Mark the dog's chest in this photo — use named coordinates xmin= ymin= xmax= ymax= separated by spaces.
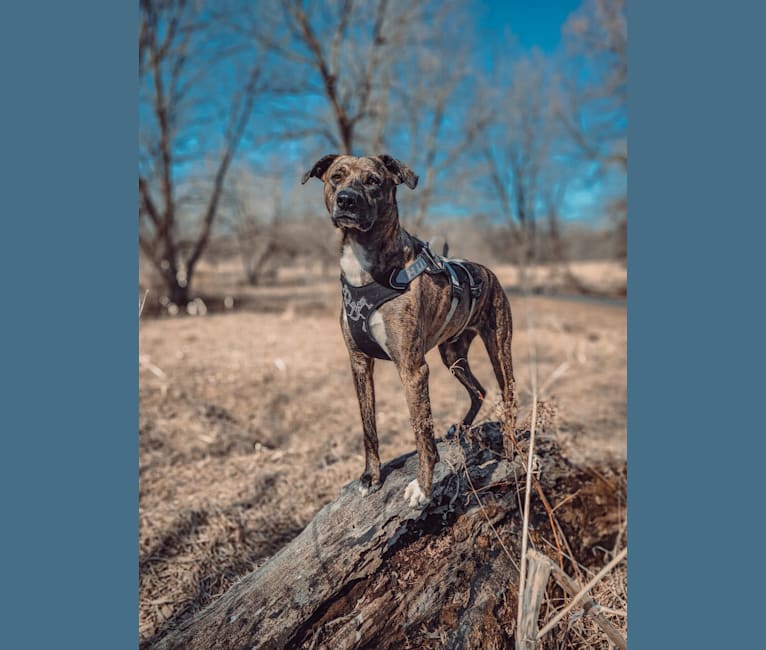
xmin=339 ymin=241 xmax=401 ymax=361
xmin=340 ymin=243 xmax=372 ymax=286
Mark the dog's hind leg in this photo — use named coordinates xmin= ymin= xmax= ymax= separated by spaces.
xmin=349 ymin=351 xmax=381 ymax=495
xmin=438 ymin=330 xmax=486 ymax=437
xmin=478 ymin=276 xmax=517 ymax=453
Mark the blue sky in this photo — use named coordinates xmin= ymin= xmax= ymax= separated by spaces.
xmin=477 ymin=1 xmax=624 ymax=224
xmin=479 ymin=0 xmax=583 ymax=51
xmin=142 ymin=0 xmax=624 ymax=227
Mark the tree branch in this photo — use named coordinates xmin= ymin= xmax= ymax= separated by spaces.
xmin=185 ymin=65 xmax=262 ymax=275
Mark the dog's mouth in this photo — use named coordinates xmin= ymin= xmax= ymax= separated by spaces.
xmin=332 ymin=212 xmax=374 ymax=231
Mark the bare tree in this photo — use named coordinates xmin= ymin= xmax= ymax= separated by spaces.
xmin=390 ymin=4 xmax=494 ymax=231
xmin=482 ymin=52 xmax=555 ymax=265
xmin=559 ymin=0 xmax=626 ymax=171
xmin=222 ymin=167 xmax=300 ymax=286
xmin=230 ymin=0 xmax=486 ymax=232
xmin=236 ymin=0 xmax=424 ymax=155
xmin=139 ymin=0 xmax=265 ymax=306
xmin=228 ymin=178 xmax=281 ymax=286
xmin=557 ymin=0 xmax=627 ymax=260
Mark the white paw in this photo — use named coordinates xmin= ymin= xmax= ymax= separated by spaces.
xmin=404 ymin=479 xmax=429 ymax=508
xmin=359 ymin=484 xmax=370 ymax=497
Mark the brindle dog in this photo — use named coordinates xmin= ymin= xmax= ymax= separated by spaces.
xmin=302 ymin=154 xmax=516 ymax=507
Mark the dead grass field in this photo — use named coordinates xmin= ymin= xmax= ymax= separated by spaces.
xmin=139 ymin=264 xmax=626 ymax=647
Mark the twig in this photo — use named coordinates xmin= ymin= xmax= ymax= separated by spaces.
xmin=506 ymin=404 xmax=583 ymax=582
xmin=597 ymin=606 xmax=627 ymax=618
xmin=534 ymin=548 xmax=627 ymax=649
xmin=551 ymin=491 xmax=579 ymax=513
xmin=536 ymin=547 xmax=627 ymax=641
xmin=539 ymin=360 xmax=569 ymax=396
xmin=139 ymin=354 xmax=167 ymax=380
xmin=139 ymin=289 xmax=150 ymax=318
xmin=461 ymin=448 xmax=520 ymax=573
xmin=448 ymin=357 xmax=466 ymax=376
xmin=516 ymin=281 xmax=540 ymax=640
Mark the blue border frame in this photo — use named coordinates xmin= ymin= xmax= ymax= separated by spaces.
xmin=2 ymin=0 xmax=765 ymax=646
xmin=629 ymin=1 xmax=766 ymax=647
xmin=1 ymin=2 xmax=137 ymax=647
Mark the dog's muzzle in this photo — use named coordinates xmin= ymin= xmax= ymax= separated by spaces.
xmin=336 ymin=189 xmax=361 ymax=211
xmin=332 ymin=189 xmax=373 ymax=230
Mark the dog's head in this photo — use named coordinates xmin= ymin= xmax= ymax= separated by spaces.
xmin=301 ymin=154 xmax=418 ymax=232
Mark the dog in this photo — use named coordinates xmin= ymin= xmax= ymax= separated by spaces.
xmin=302 ymin=154 xmax=516 ymax=507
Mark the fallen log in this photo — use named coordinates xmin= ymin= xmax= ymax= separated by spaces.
xmin=151 ymin=423 xmax=624 ymax=650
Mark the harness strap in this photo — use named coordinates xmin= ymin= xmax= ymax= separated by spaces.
xmin=341 ymin=277 xmax=402 ymax=360
xmin=447 ymin=260 xmax=482 ymax=343
xmin=389 ymin=239 xmax=443 ymax=289
xmin=430 ymin=262 xmax=463 ymax=344
xmin=340 ymin=238 xmax=484 ymax=360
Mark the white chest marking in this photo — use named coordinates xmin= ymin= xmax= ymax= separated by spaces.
xmin=368 ymin=310 xmax=390 ymax=357
xmin=340 ymin=242 xmax=390 ymax=356
xmin=340 ymin=243 xmax=370 ymax=286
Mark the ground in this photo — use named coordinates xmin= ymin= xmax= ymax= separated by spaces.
xmin=138 ymin=262 xmax=626 ymax=646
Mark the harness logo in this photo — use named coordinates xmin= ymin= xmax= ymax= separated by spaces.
xmin=342 ymin=284 xmax=374 ymax=322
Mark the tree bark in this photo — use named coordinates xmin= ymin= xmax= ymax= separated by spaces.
xmin=148 ymin=424 xmax=624 ymax=650
xmin=167 ymin=278 xmax=189 ymax=307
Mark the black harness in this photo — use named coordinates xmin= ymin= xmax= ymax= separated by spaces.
xmin=341 ymin=239 xmax=483 ymax=360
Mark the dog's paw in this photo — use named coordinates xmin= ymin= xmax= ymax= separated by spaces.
xmin=358 ymin=474 xmax=381 ymax=497
xmin=404 ymin=479 xmax=429 ymax=508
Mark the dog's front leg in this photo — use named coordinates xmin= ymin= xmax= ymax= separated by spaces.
xmin=399 ymin=359 xmax=439 ymax=507
xmin=349 ymin=351 xmax=381 ymax=495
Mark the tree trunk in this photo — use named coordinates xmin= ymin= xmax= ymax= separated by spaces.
xmin=148 ymin=424 xmax=625 ymax=650
xmin=165 ymin=275 xmax=189 ymax=307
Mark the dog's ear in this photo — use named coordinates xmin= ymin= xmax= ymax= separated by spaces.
xmin=301 ymin=154 xmax=340 ymax=184
xmin=378 ymin=155 xmax=418 ymax=189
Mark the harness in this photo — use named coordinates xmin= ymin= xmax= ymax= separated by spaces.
xmin=341 ymin=239 xmax=483 ymax=360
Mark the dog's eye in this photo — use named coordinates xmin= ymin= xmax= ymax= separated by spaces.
xmin=367 ymin=175 xmax=381 ymax=186
xmin=330 ymin=172 xmax=344 ymax=184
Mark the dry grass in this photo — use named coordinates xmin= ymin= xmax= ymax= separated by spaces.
xmin=491 ymin=260 xmax=627 ymax=296
xmin=538 ymin=561 xmax=628 ymax=649
xmin=138 ymin=271 xmax=626 ymax=647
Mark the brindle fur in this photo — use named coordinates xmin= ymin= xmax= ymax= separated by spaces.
xmin=303 ymin=154 xmax=516 ymax=505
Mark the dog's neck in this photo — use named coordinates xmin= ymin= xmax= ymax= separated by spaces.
xmin=339 ymin=207 xmax=416 ymax=287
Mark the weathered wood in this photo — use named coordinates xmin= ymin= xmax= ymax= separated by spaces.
xmin=516 ymin=551 xmax=552 ymax=650
xmin=148 ymin=423 xmax=623 ymax=650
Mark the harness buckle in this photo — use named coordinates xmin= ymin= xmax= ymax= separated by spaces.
xmin=420 ymin=241 xmax=444 ymax=273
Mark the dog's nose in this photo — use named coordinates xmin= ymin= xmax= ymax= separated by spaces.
xmin=336 ymin=190 xmax=359 ymax=211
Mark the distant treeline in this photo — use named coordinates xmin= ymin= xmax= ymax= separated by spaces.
xmin=175 ymin=215 xmax=624 ymax=289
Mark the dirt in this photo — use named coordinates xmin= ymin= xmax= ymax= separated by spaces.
xmin=139 ymin=273 xmax=626 ymax=646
